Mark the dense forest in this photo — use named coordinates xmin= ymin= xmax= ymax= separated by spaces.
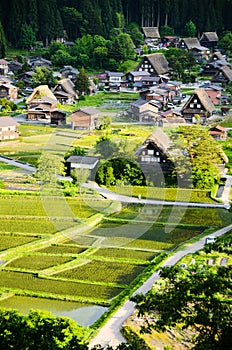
xmin=0 ymin=0 xmax=232 ymax=47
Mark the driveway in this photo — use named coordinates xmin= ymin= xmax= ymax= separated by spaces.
xmin=89 ymin=223 xmax=232 ymax=348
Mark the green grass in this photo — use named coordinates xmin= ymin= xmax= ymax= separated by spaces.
xmin=0 ymin=162 xmax=17 ymax=171
xmin=54 ymin=260 xmax=145 ymax=286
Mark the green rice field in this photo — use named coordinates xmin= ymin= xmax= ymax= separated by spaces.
xmin=0 ymin=193 xmax=231 ymax=324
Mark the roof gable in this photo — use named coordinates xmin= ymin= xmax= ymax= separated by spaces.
xmin=142 ymin=27 xmax=160 ymax=39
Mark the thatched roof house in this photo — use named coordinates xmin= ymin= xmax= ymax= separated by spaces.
xmin=181 ymin=88 xmax=215 ymax=123
xmin=53 ymin=78 xmax=78 ymax=104
xmin=135 ymin=53 xmax=170 ymax=77
xmin=212 ymin=66 xmax=232 ymax=84
xmin=135 ymin=127 xmax=172 ymax=179
xmin=26 ymin=85 xmax=57 ymax=104
xmin=142 ymin=27 xmax=160 ymax=43
xmin=200 ymin=32 xmax=219 ymax=48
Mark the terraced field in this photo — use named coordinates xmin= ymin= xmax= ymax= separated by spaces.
xmin=0 ymin=194 xmax=231 ymax=327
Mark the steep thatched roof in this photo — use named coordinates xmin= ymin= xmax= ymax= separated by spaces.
xmin=135 ymin=128 xmax=170 ymax=156
xmin=145 ymin=53 xmax=169 ymax=75
xmin=182 ymin=88 xmax=215 ymax=114
xmin=200 ymin=32 xmax=218 ymax=42
xmin=53 ymin=78 xmax=77 ymax=97
xmin=142 ymin=27 xmax=160 ymax=39
xmin=182 ymin=38 xmax=202 ymax=50
xmin=220 ymin=66 xmax=232 ymax=81
xmin=26 ymin=85 xmax=57 ymax=103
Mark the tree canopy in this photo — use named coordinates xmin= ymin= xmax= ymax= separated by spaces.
xmin=169 ymin=125 xmax=224 ymax=190
xmin=0 ymin=0 xmax=232 ymax=47
xmin=132 ymin=264 xmax=232 ymax=349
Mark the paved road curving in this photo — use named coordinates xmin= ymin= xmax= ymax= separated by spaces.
xmin=89 ymin=223 xmax=232 ymax=349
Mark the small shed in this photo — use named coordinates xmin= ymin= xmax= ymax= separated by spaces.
xmin=71 ymin=107 xmax=99 ymax=130
xmin=66 ymin=155 xmax=99 ymax=177
xmin=0 ymin=116 xmax=19 ymax=140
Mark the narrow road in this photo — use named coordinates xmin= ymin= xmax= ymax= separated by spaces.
xmin=89 ymin=223 xmax=232 ymax=349
xmin=83 ymin=182 xmax=230 ymax=209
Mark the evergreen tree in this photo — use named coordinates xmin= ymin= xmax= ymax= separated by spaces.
xmin=0 ymin=20 xmax=7 ymax=57
xmin=19 ymin=24 xmax=36 ymax=50
xmin=75 ymin=67 xmax=90 ymax=95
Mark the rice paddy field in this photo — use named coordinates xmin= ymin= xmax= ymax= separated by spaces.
xmin=0 ymin=193 xmax=231 ymax=326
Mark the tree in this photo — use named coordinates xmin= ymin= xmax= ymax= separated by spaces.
xmin=31 ymin=67 xmax=56 ymax=88
xmin=168 ymin=125 xmax=224 ymax=189
xmin=0 ymin=308 xmax=88 ymax=350
xmin=218 ymin=31 xmax=232 ymax=57
xmin=159 ymin=25 xmax=174 ymax=37
xmin=19 ymin=23 xmax=36 ymax=50
xmin=0 ymin=20 xmax=7 ymax=57
xmin=71 ymin=168 xmax=90 ymax=187
xmin=64 ymin=146 xmax=87 ymax=161
xmin=184 ymin=20 xmax=197 ymax=37
xmin=132 ymin=264 xmax=232 ymax=350
xmin=95 ymin=158 xmax=146 ymax=186
xmin=95 ymin=136 xmax=119 ymax=159
xmin=51 ymin=49 xmax=74 ymax=68
xmin=37 ymin=152 xmax=65 ymax=184
xmin=98 ymin=115 xmax=112 ymax=130
xmin=75 ymin=67 xmax=90 ymax=95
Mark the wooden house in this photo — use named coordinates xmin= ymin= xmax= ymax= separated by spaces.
xmin=0 ymin=81 xmax=18 ymax=100
xmin=199 ymin=32 xmax=219 ymax=49
xmin=60 ymin=65 xmax=79 ymax=81
xmin=0 ymin=59 xmax=10 ymax=75
xmin=8 ymin=60 xmax=23 ymax=74
xmin=0 ymin=116 xmax=19 ymax=140
xmin=71 ymin=107 xmax=99 ymax=130
xmin=158 ymin=110 xmax=185 ymax=127
xmin=126 ymin=71 xmax=150 ymax=84
xmin=105 ymin=71 xmax=124 ymax=89
xmin=53 ymin=78 xmax=78 ymax=104
xmin=142 ymin=27 xmax=160 ymax=44
xmin=181 ymin=88 xmax=215 ymax=123
xmin=211 ymin=66 xmax=232 ymax=85
xmin=199 ymin=83 xmax=223 ymax=105
xmin=178 ymin=38 xmax=210 ymax=61
xmin=29 ymin=57 xmax=52 ymax=69
xmin=135 ymin=53 xmax=170 ymax=77
xmin=135 ymin=128 xmax=172 ymax=179
xmin=209 ymin=125 xmax=227 ymax=141
xmin=128 ymin=98 xmax=160 ymax=122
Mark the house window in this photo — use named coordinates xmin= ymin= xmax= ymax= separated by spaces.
xmin=197 ymin=104 xmax=201 ymax=108
xmin=150 ymin=69 xmax=154 ymax=72
xmin=156 ymin=151 xmax=159 ymax=155
xmin=194 ymin=99 xmax=197 ymax=103
xmin=190 ymin=103 xmax=194 ymax=108
xmin=147 ymin=149 xmax=154 ymax=155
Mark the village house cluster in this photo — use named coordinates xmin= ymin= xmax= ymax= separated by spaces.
xmin=0 ymin=28 xmax=231 ymax=134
